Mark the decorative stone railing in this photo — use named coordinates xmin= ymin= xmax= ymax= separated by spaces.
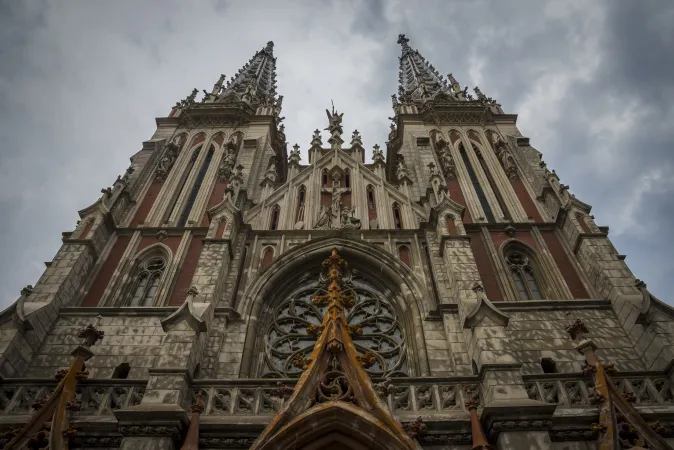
xmin=524 ymin=373 xmax=673 ymax=408
xmin=0 ymin=379 xmax=146 ymax=416
xmin=191 ymin=377 xmax=481 ymax=416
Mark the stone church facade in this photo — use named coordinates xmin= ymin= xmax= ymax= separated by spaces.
xmin=1 ymin=36 xmax=674 ymax=449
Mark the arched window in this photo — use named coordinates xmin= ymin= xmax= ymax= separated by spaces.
xmin=505 ymin=249 xmax=542 ymax=300
xmin=392 ymin=203 xmax=402 ymax=230
xmin=178 ymin=146 xmax=215 ymax=227
xmin=129 ymin=255 xmax=166 ymax=306
xmin=398 ymin=245 xmax=411 ymax=267
xmin=270 ymin=205 xmax=280 ymax=230
xmin=474 ymin=143 xmax=511 ymax=221
xmin=165 ymin=146 xmax=201 ymax=223
xmin=295 ymin=186 xmax=306 ymax=223
xmin=367 ymin=186 xmax=376 ymax=210
xmin=459 ymin=144 xmax=495 ymax=222
xmin=261 ymin=247 xmax=274 ymax=269
xmin=259 ymin=271 xmax=407 ymax=378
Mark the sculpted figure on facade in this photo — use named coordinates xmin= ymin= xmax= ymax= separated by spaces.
xmin=314 ymin=205 xmax=333 ymax=229
xmin=340 ymin=206 xmax=362 ymax=229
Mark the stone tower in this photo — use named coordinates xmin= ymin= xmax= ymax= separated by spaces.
xmin=1 ymin=36 xmax=674 ymax=449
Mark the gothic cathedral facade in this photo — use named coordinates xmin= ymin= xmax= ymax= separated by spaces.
xmin=2 ymin=36 xmax=674 ymax=449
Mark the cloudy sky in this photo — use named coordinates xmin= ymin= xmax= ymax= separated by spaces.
xmin=1 ymin=0 xmax=673 ymax=308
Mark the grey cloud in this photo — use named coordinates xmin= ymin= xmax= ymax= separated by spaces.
xmin=0 ymin=0 xmax=672 ymax=307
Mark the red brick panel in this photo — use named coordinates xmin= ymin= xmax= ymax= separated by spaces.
xmin=398 ymin=246 xmax=411 ymax=267
xmin=215 ymin=219 xmax=227 ymax=238
xmin=201 ymin=181 xmax=228 ymax=226
xmin=540 ymin=231 xmax=589 ymax=299
xmin=321 ymin=192 xmax=332 ymax=208
xmin=446 ymin=179 xmax=472 ymax=224
xmin=511 ymin=179 xmax=543 ymax=222
xmin=261 ymin=248 xmax=274 ymax=269
xmin=445 ymin=216 xmax=457 ymax=235
xmin=491 ymin=230 xmax=537 ymax=252
xmin=467 ymin=232 xmax=502 ymax=301
xmin=169 ymin=236 xmax=203 ymax=306
xmin=342 ymin=193 xmax=352 ymax=209
xmin=82 ymin=236 xmax=131 ymax=306
xmin=131 ymin=182 xmax=163 ymax=226
xmin=575 ymin=212 xmax=592 ymax=233
xmin=79 ymin=219 xmax=94 ymax=239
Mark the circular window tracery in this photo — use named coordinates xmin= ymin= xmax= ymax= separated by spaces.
xmin=261 ymin=274 xmax=407 ymax=378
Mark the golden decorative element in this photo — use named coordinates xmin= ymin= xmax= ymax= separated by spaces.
xmin=357 ymin=351 xmax=377 ymax=369
xmin=465 ymin=389 xmax=494 ymax=450
xmin=650 ymin=421 xmax=666 ymax=435
xmin=249 ymin=249 xmax=421 ymax=450
xmin=348 ymin=323 xmax=363 ymax=337
xmin=291 ymin=354 xmax=312 ymax=371
xmin=306 ymin=324 xmax=323 ymax=337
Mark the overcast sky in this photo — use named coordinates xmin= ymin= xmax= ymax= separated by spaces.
xmin=1 ymin=0 xmax=673 ymax=308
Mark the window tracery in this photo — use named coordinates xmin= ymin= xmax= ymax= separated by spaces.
xmin=128 ymin=255 xmax=166 ymax=306
xmin=505 ymin=249 xmax=542 ymax=300
xmin=261 ymin=273 xmax=407 ymax=378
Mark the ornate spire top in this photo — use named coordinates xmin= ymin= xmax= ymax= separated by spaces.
xmin=325 ymin=101 xmax=344 ymax=150
xmin=396 ymin=34 xmax=457 ymax=103
xmin=350 ymin=129 xmax=363 ymax=147
xmin=218 ymin=40 xmax=279 ymax=106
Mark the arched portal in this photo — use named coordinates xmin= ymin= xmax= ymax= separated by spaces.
xmin=237 ymin=237 xmax=431 ymax=378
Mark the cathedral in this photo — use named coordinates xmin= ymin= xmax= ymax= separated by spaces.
xmin=2 ymin=35 xmax=674 ymax=450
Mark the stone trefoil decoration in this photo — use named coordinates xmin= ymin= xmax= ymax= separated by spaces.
xmin=250 ymin=249 xmax=419 ymax=450
xmin=324 ymin=101 xmax=344 ymax=150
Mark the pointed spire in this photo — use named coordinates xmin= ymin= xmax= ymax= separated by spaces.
xmin=218 ymin=41 xmax=278 ymax=106
xmin=397 ymin=34 xmax=456 ymax=102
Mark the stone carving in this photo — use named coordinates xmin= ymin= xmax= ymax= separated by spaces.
xmin=396 ymin=154 xmax=409 ymax=181
xmin=325 ymin=102 xmax=344 ymax=150
xmin=340 ymin=206 xmax=361 ymax=229
xmin=155 ymin=137 xmax=182 ymax=183
xmin=492 ymin=135 xmax=519 ymax=180
xmin=372 ymin=144 xmax=385 ymax=164
xmin=314 ymin=205 xmax=333 ymax=230
xmin=402 ymin=417 xmax=427 ymax=441
xmin=20 ymin=285 xmax=34 ymax=297
xmin=436 ymin=148 xmax=456 ymax=179
xmin=488 ymin=420 xmax=552 ymax=440
xmin=199 ymin=437 xmax=257 ymax=448
xmin=260 ymin=274 xmax=406 ymax=378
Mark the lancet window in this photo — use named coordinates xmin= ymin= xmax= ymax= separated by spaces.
xmin=505 ymin=249 xmax=543 ymax=300
xmin=177 ymin=146 xmax=214 ymax=227
xmin=392 ymin=203 xmax=403 ymax=230
xmin=270 ymin=205 xmax=280 ymax=230
xmin=128 ymin=255 xmax=166 ymax=306
xmin=260 ymin=272 xmax=407 ymax=378
xmin=459 ymin=144 xmax=495 ymax=222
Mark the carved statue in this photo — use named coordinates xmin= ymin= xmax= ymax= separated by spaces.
xmin=418 ymin=82 xmax=428 ymax=101
xmin=223 ymin=147 xmax=237 ymax=168
xmin=396 ymin=155 xmax=409 ymax=180
xmin=315 ymin=205 xmax=333 ymax=229
xmin=325 ymin=104 xmax=344 ymax=135
xmin=340 ymin=206 xmax=361 ymax=229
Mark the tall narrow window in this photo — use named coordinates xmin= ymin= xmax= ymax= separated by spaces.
xmin=322 ymin=170 xmax=328 ymax=186
xmin=261 ymin=247 xmax=274 ymax=269
xmin=129 ymin=255 xmax=166 ymax=306
xmin=475 ymin=144 xmax=511 ymax=221
xmin=460 ymin=144 xmax=495 ymax=222
xmin=367 ymin=186 xmax=376 ymax=210
xmin=345 ymin=170 xmax=351 ymax=188
xmin=445 ymin=215 xmax=457 ymax=235
xmin=295 ymin=186 xmax=306 ymax=223
xmin=398 ymin=245 xmax=411 ymax=266
xmin=270 ymin=205 xmax=280 ymax=230
xmin=505 ymin=249 xmax=542 ymax=300
xmin=177 ymin=146 xmax=214 ymax=227
xmin=393 ymin=203 xmax=403 ymax=230
xmin=165 ymin=147 xmax=200 ymax=223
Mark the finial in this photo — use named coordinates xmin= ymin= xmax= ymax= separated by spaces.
xmin=397 ymin=34 xmax=410 ymax=47
xmin=292 ymin=143 xmax=300 ymax=152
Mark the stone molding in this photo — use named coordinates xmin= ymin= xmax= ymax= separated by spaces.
xmin=487 ymin=419 xmax=552 ymax=441
xmin=160 ymin=296 xmax=208 ymax=334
